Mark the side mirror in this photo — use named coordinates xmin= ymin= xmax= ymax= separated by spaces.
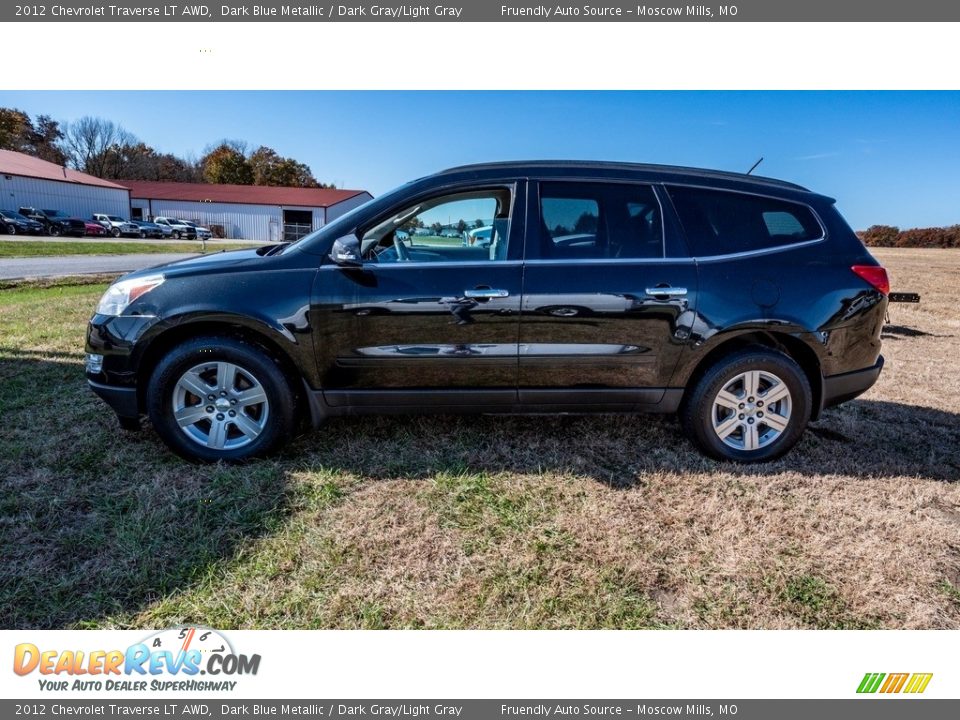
xmin=328 ymin=234 xmax=362 ymax=267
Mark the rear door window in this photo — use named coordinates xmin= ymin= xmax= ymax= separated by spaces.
xmin=666 ymin=186 xmax=823 ymax=256
xmin=537 ymin=182 xmax=663 ymax=260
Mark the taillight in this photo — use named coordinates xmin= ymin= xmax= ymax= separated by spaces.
xmin=851 ymin=265 xmax=890 ymax=295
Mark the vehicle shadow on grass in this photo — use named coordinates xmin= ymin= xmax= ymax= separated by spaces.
xmin=0 ymin=353 xmax=293 ymax=629
xmin=288 ymin=398 xmax=960 ymax=487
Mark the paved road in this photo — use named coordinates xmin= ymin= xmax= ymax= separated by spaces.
xmin=1 ymin=236 xmax=266 ymax=246
xmin=0 ymin=253 xmax=199 ymax=280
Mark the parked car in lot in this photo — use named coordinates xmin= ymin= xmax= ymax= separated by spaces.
xmin=84 ymin=220 xmax=109 ymax=237
xmin=130 ymin=220 xmax=170 ymax=239
xmin=93 ymin=214 xmax=140 ymax=238
xmin=152 ymin=217 xmax=197 ymax=240
xmin=176 ymin=220 xmax=212 ymax=240
xmin=18 ymin=207 xmax=86 ymax=237
xmin=86 ymin=161 xmax=888 ymax=463
xmin=0 ymin=209 xmax=45 ymax=235
xmin=466 ymin=225 xmax=493 ymax=247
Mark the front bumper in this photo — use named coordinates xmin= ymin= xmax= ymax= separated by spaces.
xmin=88 ymin=379 xmax=139 ymax=419
xmin=85 ymin=313 xmax=161 ymax=418
xmin=821 ymin=355 xmax=884 ymax=411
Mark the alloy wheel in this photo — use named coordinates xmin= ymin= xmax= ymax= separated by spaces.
xmin=710 ymin=369 xmax=792 ymax=451
xmin=172 ymin=361 xmax=270 ymax=450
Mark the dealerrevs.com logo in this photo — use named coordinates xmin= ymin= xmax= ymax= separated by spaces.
xmin=857 ymin=673 xmax=933 ymax=694
xmin=13 ymin=627 xmax=260 ymax=692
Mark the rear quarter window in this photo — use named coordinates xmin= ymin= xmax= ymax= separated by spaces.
xmin=667 ymin=186 xmax=823 ymax=257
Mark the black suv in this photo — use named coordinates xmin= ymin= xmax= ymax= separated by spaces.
xmin=86 ymin=162 xmax=888 ymax=463
xmin=18 ymin=207 xmax=86 ymax=237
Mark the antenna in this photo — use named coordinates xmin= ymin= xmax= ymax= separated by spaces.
xmin=746 ymin=157 xmax=764 ymax=175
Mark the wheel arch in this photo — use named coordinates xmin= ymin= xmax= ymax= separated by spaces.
xmin=135 ymin=317 xmax=310 ymax=422
xmin=678 ymin=330 xmax=824 ymax=419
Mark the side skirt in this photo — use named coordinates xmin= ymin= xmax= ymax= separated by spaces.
xmin=303 ymin=384 xmax=684 ymax=428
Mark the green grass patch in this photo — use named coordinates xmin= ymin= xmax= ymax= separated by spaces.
xmin=779 ymin=574 xmax=873 ymax=629
xmin=940 ymin=579 xmax=960 ymax=607
xmin=0 ymin=241 xmax=252 ymax=257
xmin=430 ymin=471 xmax=537 ymax=534
xmin=407 ymin=235 xmax=464 ymax=247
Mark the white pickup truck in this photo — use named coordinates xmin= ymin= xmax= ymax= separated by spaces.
xmin=92 ymin=214 xmax=140 ymax=238
xmin=153 ymin=217 xmax=197 ymax=239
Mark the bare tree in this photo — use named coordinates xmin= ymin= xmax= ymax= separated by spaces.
xmin=62 ymin=116 xmax=135 ymax=178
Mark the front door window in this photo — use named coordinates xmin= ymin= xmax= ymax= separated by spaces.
xmin=360 ymin=189 xmax=513 ymax=264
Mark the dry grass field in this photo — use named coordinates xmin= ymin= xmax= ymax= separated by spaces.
xmin=1 ymin=248 xmax=958 ymax=630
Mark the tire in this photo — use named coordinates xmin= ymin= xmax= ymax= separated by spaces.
xmin=140 ymin=231 xmax=147 ymax=239
xmin=112 ymin=227 xmax=121 ymax=238
xmin=48 ymin=225 xmax=60 ymax=237
xmin=147 ymin=336 xmax=297 ymax=462
xmin=6 ymin=224 xmax=16 ymax=235
xmin=680 ymin=347 xmax=812 ymax=463
xmin=174 ymin=231 xmax=182 ymax=239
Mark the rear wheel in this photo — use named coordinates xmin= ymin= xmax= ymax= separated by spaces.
xmin=147 ymin=337 xmax=297 ymax=462
xmin=680 ymin=348 xmax=812 ymax=462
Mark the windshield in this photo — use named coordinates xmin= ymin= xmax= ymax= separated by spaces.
xmin=44 ymin=210 xmax=69 ymax=218
xmin=1 ymin=211 xmax=25 ymax=219
xmin=108 ymin=216 xmax=124 ymax=222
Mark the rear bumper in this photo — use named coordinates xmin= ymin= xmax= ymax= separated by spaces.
xmin=821 ymin=355 xmax=884 ymax=412
xmin=88 ymin=380 xmax=139 ymax=419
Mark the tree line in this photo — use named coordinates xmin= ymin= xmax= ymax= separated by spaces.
xmin=857 ymin=224 xmax=960 ymax=249
xmin=0 ymin=107 xmax=333 ymax=188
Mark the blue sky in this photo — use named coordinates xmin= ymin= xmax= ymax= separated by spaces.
xmin=2 ymin=91 xmax=958 ymax=229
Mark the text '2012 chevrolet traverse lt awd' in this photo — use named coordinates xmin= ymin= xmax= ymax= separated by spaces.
xmin=86 ymin=162 xmax=888 ymax=463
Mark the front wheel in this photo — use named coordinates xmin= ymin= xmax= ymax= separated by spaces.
xmin=6 ymin=224 xmax=16 ymax=235
xmin=680 ymin=348 xmax=812 ymax=463
xmin=173 ymin=230 xmax=182 ymax=239
xmin=147 ymin=337 xmax=297 ymax=462
xmin=48 ymin=225 xmax=60 ymax=237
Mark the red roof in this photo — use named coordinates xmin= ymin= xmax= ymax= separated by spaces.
xmin=122 ymin=180 xmax=369 ymax=208
xmin=0 ymin=149 xmax=130 ymax=191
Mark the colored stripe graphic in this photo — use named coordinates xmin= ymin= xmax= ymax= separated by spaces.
xmin=857 ymin=672 xmax=932 ymax=694
xmin=904 ymin=673 xmax=933 ymax=694
xmin=857 ymin=673 xmax=885 ymax=693
xmin=880 ymin=673 xmax=909 ymax=693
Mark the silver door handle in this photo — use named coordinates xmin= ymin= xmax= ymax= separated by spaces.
xmin=645 ymin=287 xmax=687 ymax=296
xmin=464 ymin=288 xmax=510 ymax=299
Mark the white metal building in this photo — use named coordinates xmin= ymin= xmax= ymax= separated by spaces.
xmin=123 ymin=181 xmax=373 ymax=242
xmin=0 ymin=149 xmax=131 ymax=218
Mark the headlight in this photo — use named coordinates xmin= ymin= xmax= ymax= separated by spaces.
xmin=96 ymin=274 xmax=165 ymax=316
